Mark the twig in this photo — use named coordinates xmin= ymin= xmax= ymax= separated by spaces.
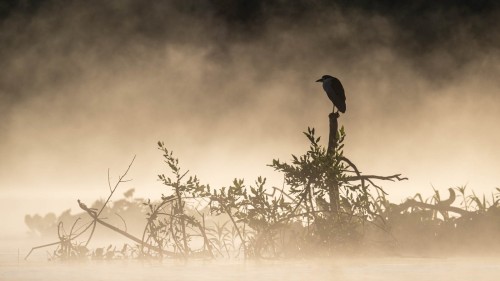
xmin=85 ymin=155 xmax=136 ymax=247
xmin=78 ymin=199 xmax=179 ymax=257
xmin=114 ymin=213 xmax=128 ymax=233
xmin=210 ymin=197 xmax=247 ymax=258
xmin=340 ymin=156 xmax=368 ymax=192
xmin=140 ymin=196 xmax=178 ymax=254
xmin=25 ymin=241 xmax=63 ymax=260
xmin=392 ymin=199 xmax=474 ymax=217
xmin=345 ymin=174 xmax=408 ymax=182
xmin=343 ymin=173 xmax=407 ymax=195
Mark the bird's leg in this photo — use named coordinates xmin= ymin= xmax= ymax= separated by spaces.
xmin=331 ymin=105 xmax=340 ymax=118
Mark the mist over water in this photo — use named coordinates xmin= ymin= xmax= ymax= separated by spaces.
xmin=0 ymin=0 xmax=499 ymax=246
xmin=3 ymin=257 xmax=500 ymax=281
xmin=1 ymin=3 xmax=500 ymax=281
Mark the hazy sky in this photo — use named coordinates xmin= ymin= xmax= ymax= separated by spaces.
xmin=1 ymin=1 xmax=499 ymax=235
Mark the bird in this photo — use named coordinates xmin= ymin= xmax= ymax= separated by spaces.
xmin=316 ymin=75 xmax=346 ymax=114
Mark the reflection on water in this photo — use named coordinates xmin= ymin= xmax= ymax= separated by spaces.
xmin=2 ymin=255 xmax=500 ymax=281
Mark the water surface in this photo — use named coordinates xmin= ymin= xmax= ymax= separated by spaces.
xmin=2 ymin=255 xmax=499 ymax=281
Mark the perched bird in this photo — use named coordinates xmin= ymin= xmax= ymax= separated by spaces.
xmin=316 ymin=75 xmax=346 ymax=113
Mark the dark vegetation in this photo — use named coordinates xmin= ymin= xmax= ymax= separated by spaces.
xmin=25 ymin=119 xmax=500 ymax=261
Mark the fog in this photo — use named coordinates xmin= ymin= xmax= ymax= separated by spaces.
xmin=3 ymin=258 xmax=500 ymax=281
xmin=1 ymin=0 xmax=499 ymax=240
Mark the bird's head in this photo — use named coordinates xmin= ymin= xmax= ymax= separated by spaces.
xmin=316 ymin=75 xmax=334 ymax=82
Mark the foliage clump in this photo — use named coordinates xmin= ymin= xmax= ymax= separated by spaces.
xmin=26 ymin=127 xmax=500 ymax=261
xmin=125 ymin=127 xmax=405 ymax=259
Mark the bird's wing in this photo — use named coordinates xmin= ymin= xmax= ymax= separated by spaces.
xmin=331 ymin=78 xmax=345 ymax=101
xmin=323 ymin=77 xmax=347 ymax=113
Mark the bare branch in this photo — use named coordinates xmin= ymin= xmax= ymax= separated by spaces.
xmin=340 ymin=156 xmax=367 ymax=192
xmin=85 ymin=155 xmax=136 ymax=247
xmin=114 ymin=213 xmax=128 ymax=233
xmin=107 ymin=168 xmax=112 ymax=193
xmin=392 ymin=198 xmax=474 ymax=217
xmin=345 ymin=174 xmax=408 ymax=183
xmin=78 ymin=199 xmax=179 ymax=257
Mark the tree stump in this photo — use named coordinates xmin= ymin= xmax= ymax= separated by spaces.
xmin=327 ymin=112 xmax=339 ymax=155
xmin=327 ymin=111 xmax=340 ymax=216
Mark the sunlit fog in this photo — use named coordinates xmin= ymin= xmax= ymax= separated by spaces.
xmin=1 ymin=1 xmax=499 ymax=280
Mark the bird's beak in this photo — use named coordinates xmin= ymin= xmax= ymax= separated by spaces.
xmin=315 ymin=78 xmax=322 ymax=82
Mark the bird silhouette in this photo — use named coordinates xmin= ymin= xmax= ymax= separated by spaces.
xmin=316 ymin=75 xmax=346 ymax=114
